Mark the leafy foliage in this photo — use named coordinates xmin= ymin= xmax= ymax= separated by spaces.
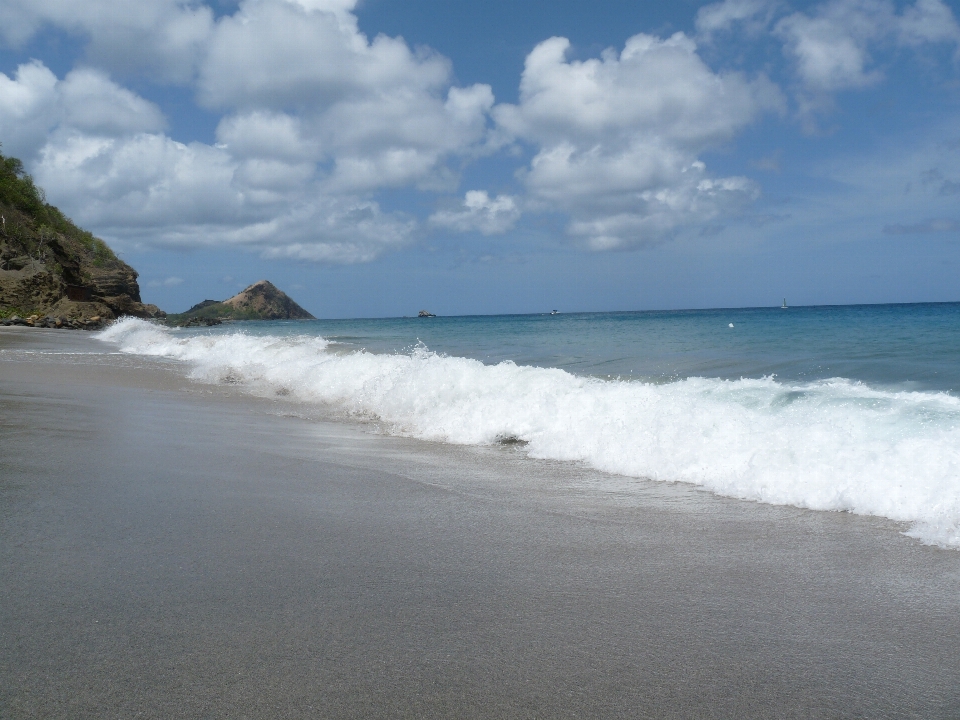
xmin=0 ymin=305 xmax=28 ymax=319
xmin=0 ymin=145 xmax=119 ymax=267
xmin=165 ymin=302 xmax=266 ymax=323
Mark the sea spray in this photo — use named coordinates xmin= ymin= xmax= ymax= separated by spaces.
xmin=98 ymin=318 xmax=960 ymax=547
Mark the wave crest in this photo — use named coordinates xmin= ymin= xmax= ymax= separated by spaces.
xmin=98 ymin=318 xmax=960 ymax=547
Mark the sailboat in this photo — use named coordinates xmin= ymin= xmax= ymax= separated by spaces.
xmin=781 ymin=298 xmax=788 ymax=309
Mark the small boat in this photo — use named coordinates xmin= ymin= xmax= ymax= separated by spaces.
xmin=550 ymin=310 xmax=558 ymax=315
xmin=781 ymin=298 xmax=788 ymax=309
xmin=418 ymin=310 xmax=436 ymax=318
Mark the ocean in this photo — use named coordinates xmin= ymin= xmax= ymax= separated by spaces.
xmin=98 ymin=302 xmax=960 ymax=547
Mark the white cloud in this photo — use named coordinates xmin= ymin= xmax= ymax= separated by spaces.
xmin=257 ymin=198 xmax=416 ymax=263
xmin=198 ymin=0 xmax=494 ymax=192
xmin=0 ymin=62 xmax=166 ymax=159
xmin=0 ymin=0 xmax=498 ymax=265
xmin=35 ymin=133 xmax=242 ymax=227
xmin=198 ymin=0 xmax=445 ymax=111
xmin=59 ymin=68 xmax=167 ymax=136
xmin=4 ymin=0 xmax=786 ymax=259
xmin=695 ymin=0 xmax=778 ymax=37
xmin=496 ymin=34 xmax=779 ymax=148
xmin=775 ymin=0 xmax=960 ymax=95
xmin=0 ymin=61 xmax=59 ymax=160
xmin=31 ymin=128 xmax=417 ymax=263
xmin=0 ymin=0 xmax=213 ymax=83
xmin=429 ymin=191 xmax=521 ymax=235
xmin=897 ymin=0 xmax=960 ymax=46
xmin=695 ymin=0 xmax=960 ymax=128
xmin=775 ymin=0 xmax=890 ymax=93
xmin=215 ymin=111 xmax=320 ymax=162
xmin=147 ymin=276 xmax=185 ymax=287
xmin=321 ymin=83 xmax=494 ymax=192
xmin=493 ymin=33 xmax=780 ymax=249
xmin=566 ymin=168 xmax=760 ymax=250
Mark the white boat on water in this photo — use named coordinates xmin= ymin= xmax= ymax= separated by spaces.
xmin=781 ymin=298 xmax=788 ymax=309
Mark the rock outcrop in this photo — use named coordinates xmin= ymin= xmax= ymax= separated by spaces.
xmin=0 ymin=149 xmax=163 ymax=322
xmin=167 ymin=280 xmax=314 ymax=324
xmin=220 ymin=280 xmax=314 ymax=320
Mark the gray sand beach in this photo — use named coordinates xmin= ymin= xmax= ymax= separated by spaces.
xmin=2 ymin=327 xmax=960 ymax=718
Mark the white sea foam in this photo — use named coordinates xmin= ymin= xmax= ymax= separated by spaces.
xmin=98 ymin=318 xmax=960 ymax=547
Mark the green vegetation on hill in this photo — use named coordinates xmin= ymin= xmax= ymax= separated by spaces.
xmin=165 ymin=301 xmax=271 ymax=323
xmin=0 ymin=145 xmax=162 ymax=320
xmin=0 ymin=151 xmax=117 ymax=269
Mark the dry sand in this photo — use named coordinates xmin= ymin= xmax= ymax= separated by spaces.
xmin=2 ymin=327 xmax=960 ymax=718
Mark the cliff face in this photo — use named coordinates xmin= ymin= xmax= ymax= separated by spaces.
xmin=168 ymin=280 xmax=315 ymax=324
xmin=0 ymin=150 xmax=163 ymax=321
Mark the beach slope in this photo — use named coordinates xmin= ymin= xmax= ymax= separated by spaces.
xmin=2 ymin=327 xmax=960 ymax=718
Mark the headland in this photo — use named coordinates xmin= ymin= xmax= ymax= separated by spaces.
xmin=0 ymin=151 xmax=163 ymax=324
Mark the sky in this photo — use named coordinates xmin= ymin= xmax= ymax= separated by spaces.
xmin=0 ymin=0 xmax=959 ymax=317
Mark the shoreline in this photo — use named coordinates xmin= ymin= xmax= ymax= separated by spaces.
xmin=3 ymin=327 xmax=960 ymax=718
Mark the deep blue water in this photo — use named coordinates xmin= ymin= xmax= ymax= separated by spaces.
xmin=184 ymin=302 xmax=960 ymax=393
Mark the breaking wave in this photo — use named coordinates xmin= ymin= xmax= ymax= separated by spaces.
xmin=99 ymin=318 xmax=960 ymax=547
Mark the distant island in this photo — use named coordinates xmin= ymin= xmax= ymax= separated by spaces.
xmin=0 ymin=148 xmax=163 ymax=326
xmin=167 ymin=280 xmax=315 ymax=326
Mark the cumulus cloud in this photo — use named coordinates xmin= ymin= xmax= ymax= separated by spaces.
xmin=429 ymin=191 xmax=521 ymax=235
xmin=215 ymin=111 xmax=320 ymax=163
xmin=15 ymin=0 xmax=956 ymax=265
xmin=493 ymin=33 xmax=781 ymax=249
xmin=59 ymin=69 xmax=167 ymax=136
xmin=0 ymin=62 xmax=166 ymax=159
xmin=0 ymin=58 xmax=413 ymax=264
xmin=567 ymin=170 xmax=760 ymax=250
xmin=198 ymin=0 xmax=494 ymax=193
xmin=0 ymin=0 xmax=498 ymax=264
xmin=198 ymin=0 xmax=444 ymax=111
xmin=31 ymin=125 xmax=417 ymax=263
xmin=0 ymin=62 xmax=59 ymax=159
xmin=255 ymin=197 xmax=416 ymax=263
xmin=35 ymin=133 xmax=243 ymax=229
xmin=0 ymin=0 xmax=801 ymax=261
xmin=0 ymin=0 xmax=213 ymax=83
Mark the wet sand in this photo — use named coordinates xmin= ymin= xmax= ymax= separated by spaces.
xmin=2 ymin=327 xmax=960 ymax=719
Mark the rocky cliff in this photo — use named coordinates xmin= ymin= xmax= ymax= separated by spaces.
xmin=0 ymin=149 xmax=163 ymax=321
xmin=168 ymin=280 xmax=314 ymax=324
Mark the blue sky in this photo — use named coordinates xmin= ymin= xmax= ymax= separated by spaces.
xmin=1 ymin=0 xmax=958 ymax=316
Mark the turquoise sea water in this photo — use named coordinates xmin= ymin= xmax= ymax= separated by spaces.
xmin=198 ymin=302 xmax=960 ymax=393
